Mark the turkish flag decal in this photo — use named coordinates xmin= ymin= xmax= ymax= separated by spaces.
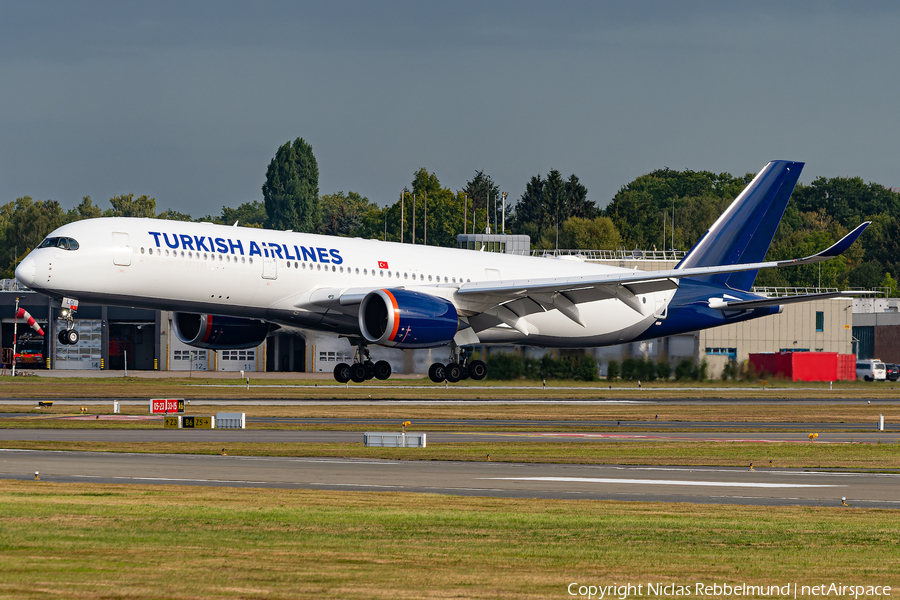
xmin=378 ymin=261 xmax=389 ymax=269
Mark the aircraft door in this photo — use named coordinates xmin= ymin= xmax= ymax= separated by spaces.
xmin=262 ymin=257 xmax=277 ymax=280
xmin=113 ymin=232 xmax=131 ymax=266
xmin=653 ymin=291 xmax=668 ymax=319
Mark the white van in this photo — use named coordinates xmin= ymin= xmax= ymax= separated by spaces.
xmin=856 ymin=359 xmax=886 ymax=381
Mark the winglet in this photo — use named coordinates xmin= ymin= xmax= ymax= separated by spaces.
xmin=778 ymin=221 xmax=871 ymax=267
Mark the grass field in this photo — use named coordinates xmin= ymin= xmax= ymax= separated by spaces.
xmin=0 ymin=481 xmax=897 ymax=599
xmin=3 ymin=375 xmax=900 ymax=400
xmin=4 ymin=440 xmax=900 ymax=470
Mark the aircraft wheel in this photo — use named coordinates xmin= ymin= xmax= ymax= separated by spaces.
xmin=428 ymin=362 xmax=445 ymax=383
xmin=350 ymin=363 xmax=367 ymax=383
xmin=373 ymin=360 xmax=392 ymax=380
xmin=445 ymin=362 xmax=463 ymax=383
xmin=334 ymin=363 xmax=352 ymax=383
xmin=364 ymin=360 xmax=375 ymax=380
xmin=58 ymin=330 xmax=70 ymax=345
xmin=468 ymin=359 xmax=487 ymax=380
xmin=64 ymin=329 xmax=79 ymax=345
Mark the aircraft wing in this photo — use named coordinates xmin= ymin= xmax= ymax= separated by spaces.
xmin=301 ymin=222 xmax=869 ymax=332
xmin=458 ymin=222 xmax=870 ymax=299
xmin=453 ymin=222 xmax=870 ymax=329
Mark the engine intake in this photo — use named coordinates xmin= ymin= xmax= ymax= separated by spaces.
xmin=172 ymin=313 xmax=270 ymax=350
xmin=359 ymin=289 xmax=458 ymax=349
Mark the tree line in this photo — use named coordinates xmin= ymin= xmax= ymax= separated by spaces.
xmin=3 ymin=136 xmax=899 ymax=293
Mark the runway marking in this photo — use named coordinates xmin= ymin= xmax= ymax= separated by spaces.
xmin=481 ymin=477 xmax=844 ymax=488
xmin=73 ymin=474 xmax=272 ymax=484
xmin=457 ymin=431 xmax=854 ymax=443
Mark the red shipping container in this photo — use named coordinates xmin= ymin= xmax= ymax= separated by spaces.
xmin=837 ymin=354 xmax=857 ymax=381
xmin=749 ymin=352 xmax=856 ymax=382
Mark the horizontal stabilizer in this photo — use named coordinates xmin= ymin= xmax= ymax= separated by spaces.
xmin=709 ymin=290 xmax=871 ymax=311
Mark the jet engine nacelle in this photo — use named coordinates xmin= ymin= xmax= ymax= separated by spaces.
xmin=359 ymin=289 xmax=458 ymax=349
xmin=172 ymin=313 xmax=270 ymax=350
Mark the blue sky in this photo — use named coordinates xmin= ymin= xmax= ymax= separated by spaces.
xmin=2 ymin=1 xmax=899 ymax=216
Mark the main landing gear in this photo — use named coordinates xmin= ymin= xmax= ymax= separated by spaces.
xmin=428 ymin=345 xmax=486 ymax=383
xmin=333 ymin=339 xmax=392 ymax=383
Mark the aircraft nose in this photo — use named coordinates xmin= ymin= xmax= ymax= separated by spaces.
xmin=15 ymin=257 xmax=36 ymax=288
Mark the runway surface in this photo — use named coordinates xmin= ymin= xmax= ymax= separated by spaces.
xmin=0 ymin=428 xmax=895 ymax=443
xmin=0 ymin=449 xmax=895 ymax=508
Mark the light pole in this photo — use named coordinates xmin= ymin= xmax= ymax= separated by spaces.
xmin=401 ymin=188 xmax=407 ymax=244
xmin=463 ymin=193 xmax=467 ymax=235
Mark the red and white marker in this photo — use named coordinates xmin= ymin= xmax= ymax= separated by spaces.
xmin=16 ymin=308 xmax=44 ymax=336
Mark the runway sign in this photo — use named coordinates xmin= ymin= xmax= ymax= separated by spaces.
xmin=182 ymin=416 xmax=214 ymax=429
xmin=163 ymin=416 xmax=214 ymax=429
xmin=150 ymin=399 xmax=184 ymax=414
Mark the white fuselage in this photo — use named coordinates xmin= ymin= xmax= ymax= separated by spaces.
xmin=17 ymin=218 xmax=672 ymax=347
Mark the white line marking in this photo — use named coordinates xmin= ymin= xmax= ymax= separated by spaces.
xmin=481 ymin=477 xmax=844 ymax=488
xmin=73 ymin=475 xmax=271 ymax=484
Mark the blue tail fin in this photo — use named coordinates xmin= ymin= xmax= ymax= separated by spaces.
xmin=676 ymin=160 xmax=803 ymax=291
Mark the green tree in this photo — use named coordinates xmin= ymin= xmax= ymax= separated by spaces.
xmin=538 ymin=216 xmax=621 ymax=250
xmin=221 ymin=200 xmax=267 ymax=229
xmin=262 ymin=137 xmax=320 ymax=232
xmin=320 ymin=191 xmax=377 ymax=237
xmin=512 ymin=169 xmax=596 ymax=247
xmin=791 ymin=176 xmax=900 ymax=230
xmin=847 ymin=260 xmax=884 ymax=289
xmin=106 ymin=193 xmax=157 ymax=218
xmin=462 ymin=170 xmax=502 ymax=234
xmin=879 ymin=272 xmax=899 ymax=298
xmin=368 ymin=168 xmax=473 ymax=247
xmin=156 ymin=210 xmax=194 ymax=222
xmin=0 ymin=196 xmax=65 ymax=278
xmin=65 ymin=196 xmax=102 ymax=222
xmin=605 ymin=168 xmax=751 ymax=250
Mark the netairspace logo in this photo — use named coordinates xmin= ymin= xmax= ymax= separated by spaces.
xmin=567 ymin=582 xmax=892 ymax=599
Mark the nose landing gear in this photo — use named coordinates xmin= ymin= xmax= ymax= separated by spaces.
xmin=428 ymin=345 xmax=486 ymax=383
xmin=57 ymin=299 xmax=80 ymax=345
xmin=333 ymin=338 xmax=392 ymax=383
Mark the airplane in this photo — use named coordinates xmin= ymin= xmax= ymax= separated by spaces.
xmin=15 ymin=160 xmax=869 ymax=383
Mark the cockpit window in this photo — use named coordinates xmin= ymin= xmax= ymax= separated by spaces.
xmin=38 ymin=237 xmax=79 ymax=251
